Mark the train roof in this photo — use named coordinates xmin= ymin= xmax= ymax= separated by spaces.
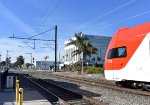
xmin=117 ymin=22 xmax=150 ymax=34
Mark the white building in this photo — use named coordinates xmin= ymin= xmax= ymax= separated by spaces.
xmin=64 ymin=34 xmax=111 ymax=66
xmin=64 ymin=37 xmax=80 ymax=65
xmin=35 ymin=61 xmax=54 ymax=70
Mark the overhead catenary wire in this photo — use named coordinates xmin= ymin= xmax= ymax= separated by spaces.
xmin=40 ymin=46 xmax=55 ymax=50
xmin=37 ymin=0 xmax=63 ymax=31
xmin=29 ymin=27 xmax=55 ymax=39
xmin=9 ymin=36 xmax=54 ymax=41
xmin=99 ymin=10 xmax=150 ymax=30
xmin=43 ymin=0 xmax=63 ymax=20
xmin=75 ymin=0 xmax=136 ymax=30
xmin=23 ymin=42 xmax=35 ymax=49
xmin=35 ymin=0 xmax=54 ymax=30
xmin=78 ymin=0 xmax=144 ymax=32
xmin=96 ymin=0 xmax=143 ymax=23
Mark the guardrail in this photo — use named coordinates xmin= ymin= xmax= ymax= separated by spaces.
xmin=16 ymin=76 xmax=23 ymax=105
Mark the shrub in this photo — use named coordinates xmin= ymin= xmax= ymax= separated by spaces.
xmin=72 ymin=61 xmax=82 ymax=67
xmin=63 ymin=61 xmax=104 ymax=74
xmin=63 ymin=65 xmax=72 ymax=71
xmin=85 ymin=66 xmax=104 ymax=74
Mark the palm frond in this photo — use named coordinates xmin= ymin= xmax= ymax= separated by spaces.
xmin=70 ymin=32 xmax=98 ymax=59
xmin=71 ymin=50 xmax=81 ymax=57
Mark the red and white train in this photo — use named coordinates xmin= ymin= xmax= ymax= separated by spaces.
xmin=104 ymin=22 xmax=150 ymax=90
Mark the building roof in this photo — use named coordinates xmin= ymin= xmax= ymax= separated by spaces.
xmin=64 ymin=33 xmax=111 ymax=45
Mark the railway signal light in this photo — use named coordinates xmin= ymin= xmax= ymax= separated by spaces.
xmin=33 ymin=58 xmax=34 ymax=63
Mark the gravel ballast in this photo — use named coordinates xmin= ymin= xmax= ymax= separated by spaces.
xmin=16 ymin=70 xmax=150 ymax=105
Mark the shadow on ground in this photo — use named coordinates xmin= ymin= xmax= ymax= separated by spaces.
xmin=12 ymin=73 xmax=102 ymax=103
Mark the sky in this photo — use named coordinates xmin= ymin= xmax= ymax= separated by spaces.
xmin=0 ymin=0 xmax=150 ymax=63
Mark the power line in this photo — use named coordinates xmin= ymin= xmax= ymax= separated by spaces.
xmin=9 ymin=35 xmax=54 ymax=41
xmin=99 ymin=10 xmax=150 ymax=30
xmin=36 ymin=0 xmax=54 ymax=29
xmin=74 ymin=0 xmax=136 ymax=31
xmin=23 ymin=42 xmax=35 ymax=49
xmin=29 ymin=27 xmax=55 ymax=39
xmin=40 ymin=46 xmax=55 ymax=50
xmin=9 ymin=25 xmax=58 ymax=72
xmin=97 ymin=0 xmax=142 ymax=22
xmin=79 ymin=0 xmax=143 ymax=32
xmin=45 ymin=0 xmax=63 ymax=19
xmin=9 ymin=34 xmax=55 ymax=50
xmin=37 ymin=0 xmax=63 ymax=31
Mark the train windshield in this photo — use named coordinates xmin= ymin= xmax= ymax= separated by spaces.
xmin=107 ymin=46 xmax=127 ymax=59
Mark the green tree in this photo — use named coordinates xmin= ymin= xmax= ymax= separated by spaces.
xmin=14 ymin=55 xmax=24 ymax=68
xmin=70 ymin=32 xmax=97 ymax=61
xmin=70 ymin=33 xmax=98 ymax=74
xmin=1 ymin=61 xmax=6 ymax=66
xmin=25 ymin=63 xmax=31 ymax=69
xmin=6 ymin=57 xmax=11 ymax=67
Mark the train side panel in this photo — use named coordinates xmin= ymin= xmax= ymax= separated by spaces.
xmin=104 ymin=22 xmax=150 ymax=82
xmin=124 ymin=32 xmax=150 ymax=82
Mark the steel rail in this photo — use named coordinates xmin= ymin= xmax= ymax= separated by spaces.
xmin=41 ymin=78 xmax=107 ymax=105
xmin=24 ymin=74 xmax=107 ymax=105
xmin=49 ymin=74 xmax=150 ymax=96
xmin=24 ymin=75 xmax=69 ymax=105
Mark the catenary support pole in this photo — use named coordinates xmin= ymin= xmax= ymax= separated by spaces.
xmin=55 ymin=25 xmax=57 ymax=72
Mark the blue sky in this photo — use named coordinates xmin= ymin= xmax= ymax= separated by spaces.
xmin=0 ymin=0 xmax=150 ymax=63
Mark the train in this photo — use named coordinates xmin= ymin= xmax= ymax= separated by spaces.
xmin=104 ymin=22 xmax=150 ymax=91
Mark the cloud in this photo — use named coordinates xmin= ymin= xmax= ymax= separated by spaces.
xmin=0 ymin=2 xmax=36 ymax=34
xmin=0 ymin=2 xmax=62 ymax=63
xmin=0 ymin=38 xmax=27 ymax=62
xmin=0 ymin=38 xmax=56 ymax=63
xmin=0 ymin=3 xmax=43 ymax=63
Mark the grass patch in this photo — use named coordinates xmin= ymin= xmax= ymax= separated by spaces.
xmin=84 ymin=66 xmax=104 ymax=74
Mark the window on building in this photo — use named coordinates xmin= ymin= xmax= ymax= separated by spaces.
xmin=97 ymin=57 xmax=101 ymax=61
xmin=107 ymin=46 xmax=127 ymax=59
xmin=92 ymin=57 xmax=95 ymax=61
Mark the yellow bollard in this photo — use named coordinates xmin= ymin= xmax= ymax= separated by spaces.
xmin=18 ymin=88 xmax=23 ymax=105
xmin=16 ymin=80 xmax=19 ymax=103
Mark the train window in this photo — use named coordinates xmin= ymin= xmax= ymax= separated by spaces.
xmin=107 ymin=46 xmax=127 ymax=59
xmin=107 ymin=49 xmax=115 ymax=59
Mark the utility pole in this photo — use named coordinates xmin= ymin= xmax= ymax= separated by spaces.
xmin=59 ymin=51 xmax=60 ymax=63
xmin=6 ymin=50 xmax=8 ymax=58
xmin=6 ymin=50 xmax=9 ymax=68
xmin=9 ymin=27 xmax=57 ymax=71
xmin=55 ymin=25 xmax=57 ymax=72
xmin=80 ymin=52 xmax=84 ymax=75
xmin=0 ymin=54 xmax=1 ymax=69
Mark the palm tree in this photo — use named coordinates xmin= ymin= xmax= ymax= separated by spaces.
xmin=70 ymin=33 xmax=97 ymax=74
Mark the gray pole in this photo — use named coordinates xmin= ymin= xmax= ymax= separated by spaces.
xmin=6 ymin=50 xmax=9 ymax=68
xmin=55 ymin=25 xmax=57 ymax=72
xmin=81 ymin=52 xmax=83 ymax=75
xmin=31 ymin=53 xmax=32 ymax=69
xmin=59 ymin=51 xmax=60 ymax=63
xmin=82 ymin=59 xmax=83 ymax=75
xmin=25 ymin=53 xmax=32 ymax=69
xmin=33 ymin=39 xmax=35 ymax=50
xmin=0 ymin=54 xmax=1 ymax=69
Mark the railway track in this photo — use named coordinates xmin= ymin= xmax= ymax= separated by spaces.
xmin=14 ymin=73 xmax=61 ymax=105
xmin=47 ymin=73 xmax=150 ymax=96
xmin=23 ymin=74 xmax=107 ymax=105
